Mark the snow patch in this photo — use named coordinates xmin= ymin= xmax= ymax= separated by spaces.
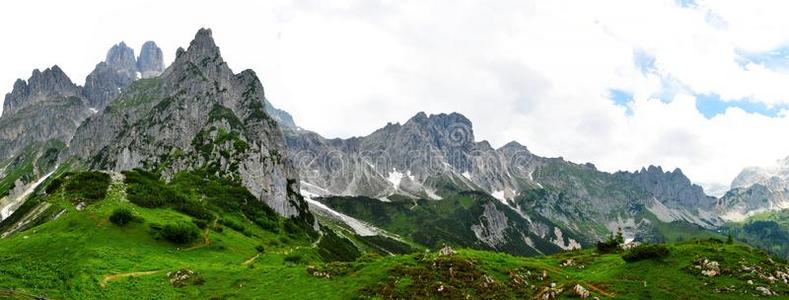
xmin=300 ymin=181 xmax=331 ymax=196
xmin=304 ymin=195 xmax=378 ymax=236
xmin=426 ymin=189 xmax=442 ymax=200
xmin=88 ymin=107 xmax=98 ymax=114
xmin=462 ymin=171 xmax=472 ymax=180
xmin=0 ymin=169 xmax=56 ymax=221
xmin=491 ymin=190 xmax=508 ymax=204
xmin=387 ymin=169 xmax=405 ymax=188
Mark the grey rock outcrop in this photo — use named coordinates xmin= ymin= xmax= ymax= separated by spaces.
xmin=0 ymin=66 xmax=90 ymax=162
xmin=264 ymin=99 xmax=297 ymax=129
xmin=137 ymin=41 xmax=164 ymax=79
xmin=716 ymin=157 xmax=789 ymax=221
xmin=2 ymin=66 xmax=81 ymax=116
xmin=68 ymin=28 xmax=310 ymax=218
xmin=83 ymin=42 xmax=139 ymax=109
xmin=284 ymin=111 xmax=721 ymax=246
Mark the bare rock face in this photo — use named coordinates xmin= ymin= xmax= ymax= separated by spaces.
xmin=2 ymin=66 xmax=82 ymax=116
xmin=717 ymin=157 xmax=789 ymax=221
xmin=137 ymin=41 xmax=164 ymax=79
xmin=68 ymin=28 xmax=310 ymax=219
xmin=0 ymin=66 xmax=90 ymax=162
xmin=283 ymin=110 xmax=721 ymax=246
xmin=83 ymin=42 xmax=139 ymax=109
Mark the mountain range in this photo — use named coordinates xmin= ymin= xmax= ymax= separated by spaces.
xmin=0 ymin=28 xmax=787 ymax=299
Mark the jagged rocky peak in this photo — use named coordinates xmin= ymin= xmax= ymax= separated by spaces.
xmin=400 ymin=112 xmax=476 ymax=149
xmin=718 ymin=156 xmax=789 ymax=221
xmin=164 ymin=28 xmax=229 ymax=82
xmin=498 ymin=140 xmax=531 ymax=155
xmin=105 ymin=42 xmax=137 ymax=70
xmin=69 ymin=28 xmax=308 ymax=219
xmin=137 ymin=41 xmax=164 ymax=79
xmin=626 ymin=164 xmax=715 ymax=210
xmin=83 ymin=41 xmax=141 ymax=109
xmin=177 ymin=28 xmax=221 ymax=63
xmin=3 ymin=65 xmax=80 ymax=115
xmin=730 ymin=156 xmax=789 ymax=190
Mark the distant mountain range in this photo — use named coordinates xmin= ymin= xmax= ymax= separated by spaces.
xmin=0 ymin=28 xmax=786 ymax=258
xmin=0 ymin=28 xmax=788 ymax=299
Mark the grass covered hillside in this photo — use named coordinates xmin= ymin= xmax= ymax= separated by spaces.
xmin=724 ymin=209 xmax=789 ymax=260
xmin=0 ymin=171 xmax=787 ymax=299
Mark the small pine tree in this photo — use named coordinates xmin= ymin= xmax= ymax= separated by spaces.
xmin=615 ymin=228 xmax=625 ymax=244
xmin=109 ymin=208 xmax=134 ymax=226
xmin=726 ymin=234 xmax=733 ymax=244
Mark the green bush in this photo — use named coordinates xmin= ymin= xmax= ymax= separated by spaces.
xmin=254 ymin=217 xmax=280 ymax=233
xmin=621 ymin=244 xmax=670 ymax=262
xmin=255 ymin=245 xmax=265 ymax=253
xmin=317 ymin=228 xmax=361 ymax=262
xmin=64 ymin=172 xmax=111 ymax=203
xmin=124 ymin=169 xmax=211 ymax=219
xmin=284 ymin=254 xmax=303 ymax=264
xmin=124 ymin=169 xmax=177 ymax=208
xmin=109 ymin=208 xmax=134 ymax=226
xmin=160 ymin=222 xmax=201 ymax=244
xmin=219 ymin=218 xmax=246 ymax=233
xmin=45 ymin=177 xmax=64 ymax=194
xmin=192 ymin=218 xmax=209 ymax=229
xmin=596 ymin=229 xmax=624 ymax=254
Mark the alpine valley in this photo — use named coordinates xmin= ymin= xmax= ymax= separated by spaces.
xmin=0 ymin=29 xmax=787 ymax=299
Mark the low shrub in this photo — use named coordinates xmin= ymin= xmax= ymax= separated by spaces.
xmin=109 ymin=208 xmax=135 ymax=226
xmin=284 ymin=254 xmax=303 ymax=264
xmin=64 ymin=172 xmax=112 ymax=203
xmin=255 ymin=245 xmax=265 ymax=253
xmin=160 ymin=222 xmax=201 ymax=244
xmin=317 ymin=228 xmax=361 ymax=262
xmin=192 ymin=218 xmax=209 ymax=229
xmin=596 ymin=229 xmax=624 ymax=254
xmin=621 ymin=243 xmax=670 ymax=262
xmin=124 ymin=169 xmax=211 ymax=219
xmin=219 ymin=218 xmax=246 ymax=233
xmin=254 ymin=217 xmax=280 ymax=233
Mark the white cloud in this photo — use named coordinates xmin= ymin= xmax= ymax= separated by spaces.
xmin=2 ymin=0 xmax=789 ymax=195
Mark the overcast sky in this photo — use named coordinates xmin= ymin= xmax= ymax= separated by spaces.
xmin=3 ymin=0 xmax=789 ymax=195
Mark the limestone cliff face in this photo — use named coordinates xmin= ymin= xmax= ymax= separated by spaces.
xmin=68 ymin=29 xmax=309 ymax=218
xmin=83 ymin=41 xmax=164 ymax=110
xmin=717 ymin=157 xmax=789 ymax=221
xmin=284 ymin=111 xmax=721 ymax=246
xmin=1 ymin=39 xmax=165 ymax=167
xmin=0 ymin=66 xmax=90 ymax=162
xmin=137 ymin=41 xmax=165 ymax=79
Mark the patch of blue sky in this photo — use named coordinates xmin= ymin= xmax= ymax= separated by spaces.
xmin=609 ymin=89 xmax=634 ymax=115
xmin=735 ymin=47 xmax=789 ymax=70
xmin=633 ymin=48 xmax=657 ymax=74
xmin=676 ymin=0 xmax=696 ymax=8
xmin=695 ymin=93 xmax=788 ymax=118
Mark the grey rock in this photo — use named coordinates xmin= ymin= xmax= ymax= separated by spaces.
xmin=471 ymin=202 xmax=510 ymax=248
xmin=137 ymin=41 xmax=164 ymax=79
xmin=264 ymin=98 xmax=297 ymax=129
xmin=68 ymin=28 xmax=309 ymax=218
xmin=3 ymin=66 xmax=81 ymax=115
xmin=0 ymin=66 xmax=90 ymax=162
xmin=83 ymin=42 xmax=138 ymax=109
xmin=284 ymin=111 xmax=721 ymax=246
xmin=717 ymin=157 xmax=789 ymax=221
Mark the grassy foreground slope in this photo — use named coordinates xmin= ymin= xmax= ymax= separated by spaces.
xmin=0 ymin=172 xmax=787 ymax=299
